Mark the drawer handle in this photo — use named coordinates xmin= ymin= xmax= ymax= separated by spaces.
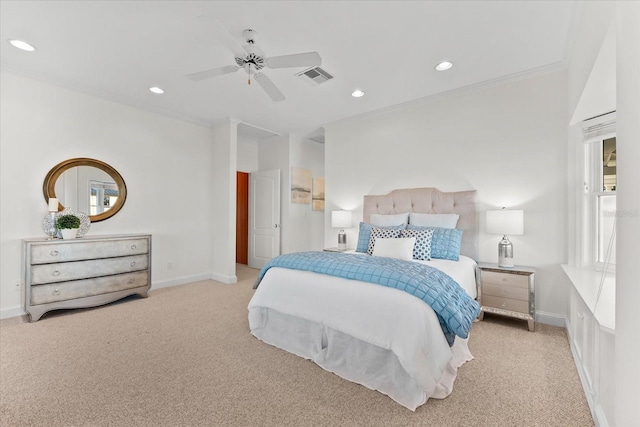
xmin=128 ymin=278 xmax=135 ymax=284
xmin=52 ymin=289 xmax=60 ymax=296
xmin=131 ymin=244 xmax=137 ymax=250
xmin=50 ymin=250 xmax=59 ymax=257
xmin=502 ymin=277 xmax=507 ymax=282
xmin=130 ymin=261 xmax=136 ymax=267
xmin=52 ymin=270 xmax=60 ymax=276
xmin=501 ymin=302 xmax=508 ymax=308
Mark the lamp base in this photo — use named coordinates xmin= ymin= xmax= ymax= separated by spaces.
xmin=498 ymin=256 xmax=515 ymax=268
xmin=338 ymin=230 xmax=347 ymax=250
xmin=498 ymin=236 xmax=514 ymax=268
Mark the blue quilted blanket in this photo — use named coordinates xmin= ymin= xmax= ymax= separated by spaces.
xmin=254 ymin=251 xmax=480 ymax=346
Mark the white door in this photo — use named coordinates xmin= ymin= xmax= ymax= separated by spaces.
xmin=248 ymin=169 xmax=281 ymax=269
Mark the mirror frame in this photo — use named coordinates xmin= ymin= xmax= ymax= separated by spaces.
xmin=43 ymin=158 xmax=127 ymax=223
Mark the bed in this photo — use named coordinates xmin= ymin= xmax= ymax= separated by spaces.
xmin=248 ymin=188 xmax=479 ymax=411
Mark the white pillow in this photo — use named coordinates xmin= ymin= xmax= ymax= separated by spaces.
xmin=409 ymin=213 xmax=460 ymax=228
xmin=372 ymin=237 xmax=416 ymax=261
xmin=370 ymin=212 xmax=409 ymax=226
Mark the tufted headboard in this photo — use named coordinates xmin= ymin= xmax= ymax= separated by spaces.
xmin=363 ymin=187 xmax=478 ymax=260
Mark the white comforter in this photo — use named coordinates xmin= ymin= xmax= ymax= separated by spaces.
xmin=248 ymin=255 xmax=476 ymax=411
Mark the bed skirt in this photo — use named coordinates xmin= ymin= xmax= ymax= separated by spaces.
xmin=249 ymin=306 xmax=473 ymax=411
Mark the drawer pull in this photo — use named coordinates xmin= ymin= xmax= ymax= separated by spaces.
xmin=128 ymin=278 xmax=135 ymax=284
xmin=131 ymin=244 xmax=137 ymax=250
xmin=130 ymin=261 xmax=136 ymax=267
xmin=501 ymin=302 xmax=507 ymax=308
xmin=50 ymin=250 xmax=59 ymax=257
xmin=52 ymin=289 xmax=60 ymax=296
xmin=502 ymin=277 xmax=507 ymax=282
xmin=52 ymin=270 xmax=60 ymax=276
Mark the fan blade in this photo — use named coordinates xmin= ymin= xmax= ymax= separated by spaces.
xmin=266 ymin=52 xmax=321 ymax=69
xmin=187 ymin=65 xmax=240 ymax=81
xmin=254 ymin=73 xmax=285 ymax=102
xmin=197 ymin=15 xmax=247 ymax=59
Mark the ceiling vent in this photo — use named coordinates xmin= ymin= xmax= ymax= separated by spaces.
xmin=297 ymin=67 xmax=334 ymax=86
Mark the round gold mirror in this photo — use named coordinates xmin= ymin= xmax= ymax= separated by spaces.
xmin=43 ymin=158 xmax=127 ymax=223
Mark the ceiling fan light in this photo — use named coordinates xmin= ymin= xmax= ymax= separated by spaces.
xmin=351 ymin=89 xmax=365 ymax=98
xmin=149 ymin=86 xmax=165 ymax=94
xmin=435 ymin=61 xmax=453 ymax=71
xmin=9 ymin=39 xmax=36 ymax=51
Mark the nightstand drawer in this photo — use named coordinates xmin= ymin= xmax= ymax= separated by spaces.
xmin=482 ymin=295 xmax=529 ymax=314
xmin=481 ymin=271 xmax=529 ymax=288
xmin=482 ymin=283 xmax=529 ymax=301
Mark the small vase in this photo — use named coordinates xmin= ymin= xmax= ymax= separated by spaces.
xmin=60 ymin=228 xmax=79 ymax=240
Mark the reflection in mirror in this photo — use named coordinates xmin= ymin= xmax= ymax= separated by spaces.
xmin=54 ymin=167 xmax=120 ymax=216
xmin=43 ymin=158 xmax=127 ymax=223
xmin=90 ymin=180 xmax=119 ymax=215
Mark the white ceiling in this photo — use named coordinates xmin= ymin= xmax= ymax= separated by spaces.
xmin=0 ymin=1 xmax=582 ymax=140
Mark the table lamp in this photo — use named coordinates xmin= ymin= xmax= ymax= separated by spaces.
xmin=486 ymin=208 xmax=524 ymax=267
xmin=331 ymin=210 xmax=352 ymax=250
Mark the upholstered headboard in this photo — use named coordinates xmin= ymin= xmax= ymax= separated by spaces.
xmin=363 ymin=187 xmax=478 ymax=260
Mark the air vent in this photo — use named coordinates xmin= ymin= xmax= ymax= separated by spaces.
xmin=297 ymin=67 xmax=334 ymax=86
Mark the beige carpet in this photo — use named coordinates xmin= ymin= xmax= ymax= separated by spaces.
xmin=1 ymin=264 xmax=593 ymax=427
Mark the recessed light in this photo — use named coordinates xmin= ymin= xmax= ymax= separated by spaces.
xmin=351 ymin=89 xmax=365 ymax=98
xmin=9 ymin=39 xmax=36 ymax=51
xmin=435 ymin=61 xmax=453 ymax=71
xmin=149 ymin=86 xmax=165 ymax=94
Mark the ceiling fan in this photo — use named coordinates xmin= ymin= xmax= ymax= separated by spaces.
xmin=187 ymin=24 xmax=321 ymax=102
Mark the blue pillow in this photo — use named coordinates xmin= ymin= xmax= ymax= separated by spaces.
xmin=407 ymin=225 xmax=463 ymax=261
xmin=356 ymin=222 xmax=405 ymax=253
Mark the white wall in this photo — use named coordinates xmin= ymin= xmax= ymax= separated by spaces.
xmin=324 ymin=71 xmax=569 ymax=323
xmin=211 ymin=119 xmax=238 ymax=283
xmin=289 ymin=136 xmax=325 ymax=253
xmin=257 ymin=134 xmax=325 ymax=255
xmin=0 ymin=70 xmax=217 ymax=317
xmin=614 ymin=2 xmax=640 ymax=424
xmin=237 ymin=137 xmax=258 ymax=173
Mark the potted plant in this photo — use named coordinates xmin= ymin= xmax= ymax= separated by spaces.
xmin=56 ymin=214 xmax=81 ymax=239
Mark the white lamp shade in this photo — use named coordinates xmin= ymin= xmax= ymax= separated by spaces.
xmin=331 ymin=210 xmax=352 ymax=228
xmin=486 ymin=209 xmax=524 ymax=235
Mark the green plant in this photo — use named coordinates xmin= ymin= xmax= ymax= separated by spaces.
xmin=56 ymin=214 xmax=81 ymax=229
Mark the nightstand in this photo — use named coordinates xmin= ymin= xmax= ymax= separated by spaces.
xmin=476 ymin=263 xmax=535 ymax=331
xmin=323 ymin=247 xmax=349 ymax=252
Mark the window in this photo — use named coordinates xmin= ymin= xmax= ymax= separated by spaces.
xmin=89 ymin=180 xmax=119 ymax=216
xmin=582 ymin=112 xmax=616 ymax=268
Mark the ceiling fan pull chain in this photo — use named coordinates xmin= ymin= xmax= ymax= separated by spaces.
xmin=248 ymin=64 xmax=251 ymax=85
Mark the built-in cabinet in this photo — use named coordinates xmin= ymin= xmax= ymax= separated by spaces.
xmin=563 ymin=265 xmax=615 ymax=427
xmin=23 ymin=234 xmax=152 ymax=321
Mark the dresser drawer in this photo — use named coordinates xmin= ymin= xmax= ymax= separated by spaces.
xmin=30 ymin=238 xmax=149 ymax=264
xmin=481 ymin=270 xmax=529 ymax=288
xmin=31 ymin=254 xmax=148 ymax=285
xmin=482 ymin=283 xmax=529 ymax=301
xmin=482 ymin=295 xmax=529 ymax=314
xmin=30 ymin=271 xmax=149 ymax=305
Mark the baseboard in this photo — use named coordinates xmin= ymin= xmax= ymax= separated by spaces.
xmin=211 ymin=272 xmax=238 ymax=284
xmin=535 ymin=310 xmax=566 ymax=328
xmin=151 ymin=273 xmax=214 ymax=290
xmin=0 ymin=305 xmax=26 ymax=320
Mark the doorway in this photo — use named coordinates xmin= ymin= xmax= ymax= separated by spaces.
xmin=236 ymin=172 xmax=249 ymax=264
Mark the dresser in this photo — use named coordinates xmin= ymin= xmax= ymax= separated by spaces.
xmin=23 ymin=234 xmax=151 ymax=322
xmin=476 ymin=263 xmax=535 ymax=331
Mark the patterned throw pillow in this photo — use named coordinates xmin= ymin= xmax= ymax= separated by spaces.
xmin=356 ymin=222 xmax=405 ymax=253
xmin=407 ymin=225 xmax=464 ymax=261
xmin=367 ymin=226 xmax=402 ymax=255
xmin=401 ymin=228 xmax=435 ymax=260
